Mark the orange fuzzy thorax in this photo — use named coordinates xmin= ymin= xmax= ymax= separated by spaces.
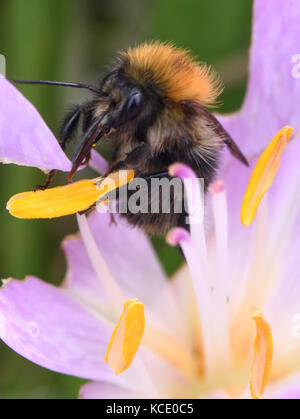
xmin=121 ymin=42 xmax=222 ymax=107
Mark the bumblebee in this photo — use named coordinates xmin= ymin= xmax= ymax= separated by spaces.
xmin=15 ymin=42 xmax=248 ymax=234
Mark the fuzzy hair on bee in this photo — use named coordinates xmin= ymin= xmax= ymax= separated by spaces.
xmin=15 ymin=41 xmax=248 ymax=235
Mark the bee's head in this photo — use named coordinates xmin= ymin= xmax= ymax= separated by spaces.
xmin=95 ymin=70 xmax=155 ymax=136
xmin=70 ymin=42 xmax=223 ymax=177
xmin=95 ymin=41 xmax=222 ymax=138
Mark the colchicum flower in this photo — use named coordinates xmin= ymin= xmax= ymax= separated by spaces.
xmin=1 ymin=0 xmax=300 ymax=399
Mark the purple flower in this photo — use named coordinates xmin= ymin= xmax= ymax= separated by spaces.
xmin=1 ymin=0 xmax=300 ymax=399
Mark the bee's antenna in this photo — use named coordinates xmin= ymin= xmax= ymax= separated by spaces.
xmin=13 ymin=79 xmax=102 ymax=95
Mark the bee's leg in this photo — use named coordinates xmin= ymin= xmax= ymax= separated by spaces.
xmin=77 ymin=204 xmax=117 ymax=227
xmin=71 ymin=106 xmax=98 ymax=170
xmin=78 ymin=202 xmax=96 ymax=215
xmin=105 ymin=143 xmax=146 ymax=175
xmin=109 ymin=213 xmax=117 ymax=226
xmin=34 ymin=169 xmax=57 ymax=191
xmin=34 ymin=105 xmax=84 ymax=191
xmin=59 ymin=105 xmax=83 ymax=150
xmin=81 ymin=106 xmax=94 ymax=135
xmin=77 ymin=107 xmax=95 ymax=169
xmin=79 ymin=150 xmax=91 ymax=166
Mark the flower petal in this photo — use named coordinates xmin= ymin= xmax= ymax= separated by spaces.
xmin=244 ymin=0 xmax=300 ymax=139
xmin=277 ymin=386 xmax=300 ymax=399
xmin=63 ymin=210 xmax=180 ymax=336
xmin=263 ymin=228 xmax=300 ymax=379
xmin=62 ymin=233 xmax=106 ymax=309
xmin=89 ymin=150 xmax=109 ymax=175
xmin=217 ymin=0 xmax=300 ymax=242
xmin=88 ymin=211 xmax=167 ymax=299
xmin=0 ymin=76 xmax=71 ymax=171
xmin=0 ymin=276 xmax=115 ymax=381
xmin=65 ymin=211 xmax=168 ymax=304
xmin=79 ymin=381 xmax=143 ymax=399
xmin=219 ymin=0 xmax=300 ymax=156
xmin=270 ymin=374 xmax=300 ymax=399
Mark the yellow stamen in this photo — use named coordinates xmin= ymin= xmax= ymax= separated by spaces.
xmin=250 ymin=312 xmax=273 ymax=399
xmin=7 ymin=170 xmax=134 ymax=219
xmin=104 ymin=298 xmax=145 ymax=375
xmin=241 ymin=126 xmax=293 ymax=226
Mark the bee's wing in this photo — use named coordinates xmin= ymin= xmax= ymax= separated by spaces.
xmin=195 ymin=104 xmax=249 ymax=167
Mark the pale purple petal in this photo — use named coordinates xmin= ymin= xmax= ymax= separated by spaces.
xmin=65 ymin=211 xmax=167 ymax=304
xmin=0 ymin=76 xmax=71 ymax=171
xmin=217 ymin=0 xmax=300 ymax=220
xmin=89 ymin=149 xmax=109 ymax=175
xmin=219 ymin=0 xmax=300 ymax=156
xmin=214 ymin=0 xmax=300 ymax=291
xmin=0 ymin=276 xmax=116 ymax=381
xmin=64 ymin=211 xmax=180 ymax=330
xmin=62 ymin=234 xmax=105 ymax=309
xmin=263 ymin=220 xmax=300 ymax=372
xmin=264 ymin=371 xmax=300 ymax=399
xmin=79 ymin=381 xmax=143 ymax=399
xmin=275 ymin=385 xmax=300 ymax=399
xmin=79 ymin=347 xmax=186 ymax=399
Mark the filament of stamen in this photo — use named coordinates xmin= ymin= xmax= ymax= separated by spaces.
xmin=169 ymin=163 xmax=210 ymax=281
xmin=168 ymin=163 xmax=214 ymax=379
xmin=131 ymin=353 xmax=160 ymax=398
xmin=77 ymin=214 xmax=124 ymax=311
xmin=167 ymin=228 xmax=214 ymax=380
xmin=209 ymin=181 xmax=231 ymax=374
xmin=178 ymin=167 xmax=207 ymax=261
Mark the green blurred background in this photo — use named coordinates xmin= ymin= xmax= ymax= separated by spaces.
xmin=0 ymin=0 xmax=252 ymax=398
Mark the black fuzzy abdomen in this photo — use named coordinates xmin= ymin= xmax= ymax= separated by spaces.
xmin=118 ymin=143 xmax=219 ymax=235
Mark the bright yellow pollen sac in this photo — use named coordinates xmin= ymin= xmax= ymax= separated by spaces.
xmin=6 ymin=170 xmax=134 ymax=219
xmin=104 ymin=298 xmax=145 ymax=375
xmin=250 ymin=312 xmax=274 ymax=399
xmin=241 ymin=126 xmax=293 ymax=227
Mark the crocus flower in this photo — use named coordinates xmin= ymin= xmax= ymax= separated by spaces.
xmin=1 ymin=0 xmax=300 ymax=399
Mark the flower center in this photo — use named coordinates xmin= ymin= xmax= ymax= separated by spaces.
xmin=166 ymin=124 xmax=290 ymax=397
xmin=167 ymin=177 xmax=232 ymax=382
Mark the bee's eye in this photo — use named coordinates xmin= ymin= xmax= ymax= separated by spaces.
xmin=126 ymin=90 xmax=143 ymax=120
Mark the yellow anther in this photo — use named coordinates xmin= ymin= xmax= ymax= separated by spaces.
xmin=7 ymin=170 xmax=134 ymax=219
xmin=104 ymin=299 xmax=145 ymax=375
xmin=250 ymin=312 xmax=273 ymax=399
xmin=241 ymin=126 xmax=293 ymax=226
